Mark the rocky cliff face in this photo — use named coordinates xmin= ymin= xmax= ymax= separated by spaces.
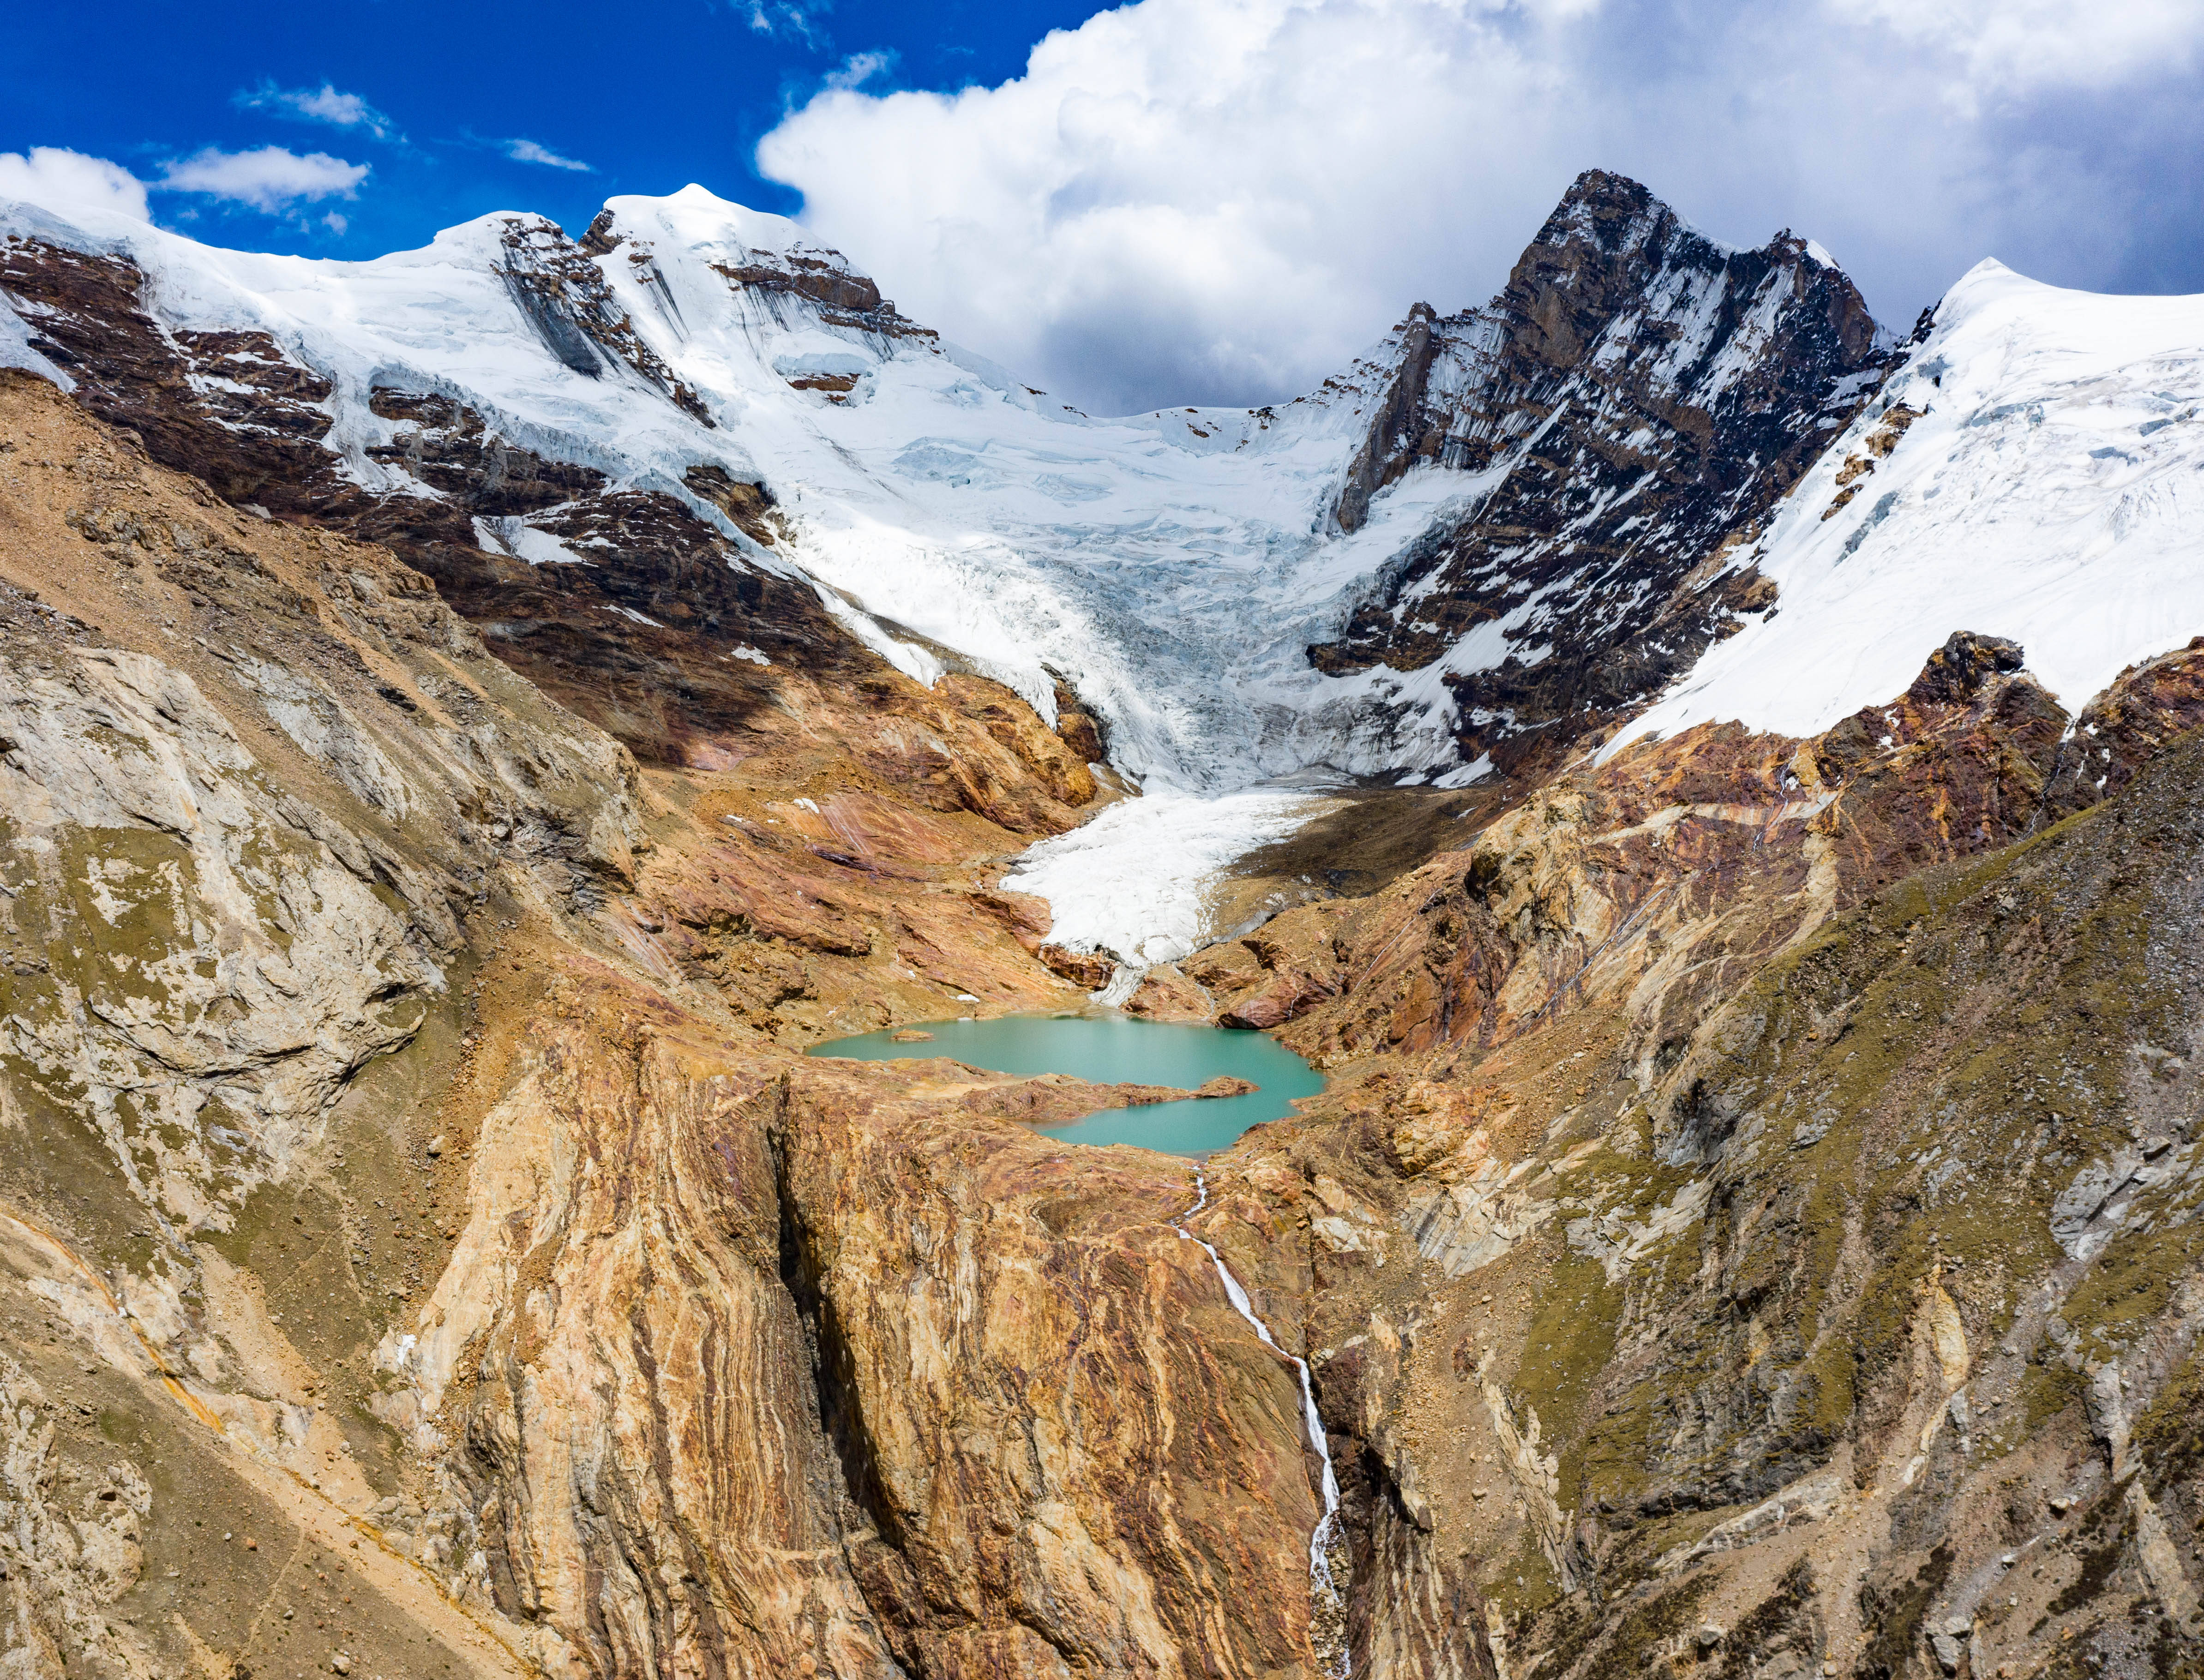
xmin=2 ymin=163 xmax=2199 ymax=1680
xmin=0 ymin=372 xmax=1354 ymax=1679
xmin=1151 ymin=627 xmax=2204 ymax=1679
xmin=1310 ymin=170 xmax=1892 ymax=777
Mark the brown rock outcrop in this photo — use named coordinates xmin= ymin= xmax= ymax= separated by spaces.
xmin=0 ymin=372 xmax=1370 ymax=1678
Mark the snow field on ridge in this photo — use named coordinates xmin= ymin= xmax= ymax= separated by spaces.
xmin=1612 ymin=260 xmax=2204 ymax=753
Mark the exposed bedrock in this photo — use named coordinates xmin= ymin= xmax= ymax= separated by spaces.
xmin=1310 ymin=168 xmax=1892 ymax=778
xmin=0 ymin=374 xmax=1397 ymax=1678
xmin=4 ymin=167 xmax=2201 ymax=1680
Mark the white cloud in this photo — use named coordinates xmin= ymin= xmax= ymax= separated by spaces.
xmin=757 ymin=0 xmax=2204 ymax=414
xmin=747 ymin=2 xmax=825 ymax=45
xmin=156 ymin=146 xmax=369 ymax=213
xmin=504 ymin=138 xmax=594 ymax=172
xmin=0 ymin=146 xmax=150 ymax=222
xmin=824 ymin=50 xmax=895 ymax=92
xmin=236 ymin=81 xmax=397 ymax=140
xmin=1850 ymin=0 xmax=2204 ymax=107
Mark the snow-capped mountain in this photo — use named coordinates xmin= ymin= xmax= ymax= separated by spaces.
xmin=4 ymin=170 xmax=2199 ymax=962
xmin=0 ymin=172 xmax=1886 ymax=797
xmin=0 ymin=186 xmax=1482 ymax=797
xmin=1613 ymin=257 xmax=2204 ymax=754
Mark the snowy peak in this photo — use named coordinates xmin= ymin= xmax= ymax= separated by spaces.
xmin=1326 ymin=171 xmax=1882 ymax=539
xmin=582 ymin=187 xmax=938 ymax=353
xmin=1613 ymin=256 xmax=2204 ymax=750
xmin=1309 ymin=168 xmax=1893 ymax=777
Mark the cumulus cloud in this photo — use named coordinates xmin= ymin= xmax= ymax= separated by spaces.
xmin=504 ymin=138 xmax=594 ymax=172
xmin=0 ymin=146 xmax=150 ymax=221
xmin=156 ymin=146 xmax=369 ymax=213
xmin=236 ymin=80 xmax=398 ymax=140
xmin=757 ymin=0 xmax=2204 ymax=414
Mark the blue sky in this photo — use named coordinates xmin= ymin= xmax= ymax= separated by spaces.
xmin=6 ymin=1 xmax=2203 ymax=414
xmin=1 ymin=0 xmax=1115 ymax=254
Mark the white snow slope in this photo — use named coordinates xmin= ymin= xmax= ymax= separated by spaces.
xmin=1614 ymin=260 xmax=2204 ymax=753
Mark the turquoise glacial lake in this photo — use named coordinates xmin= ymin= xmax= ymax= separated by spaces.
xmin=808 ymin=1014 xmax=1324 ymax=1155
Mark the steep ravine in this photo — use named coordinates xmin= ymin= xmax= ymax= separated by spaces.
xmin=1172 ymin=1167 xmax=1352 ymax=1674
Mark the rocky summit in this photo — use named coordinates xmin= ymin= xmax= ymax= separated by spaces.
xmin=0 ymin=169 xmax=2198 ymax=1680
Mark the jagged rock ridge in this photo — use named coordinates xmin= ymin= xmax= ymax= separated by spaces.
xmin=1310 ymin=170 xmax=1891 ymax=776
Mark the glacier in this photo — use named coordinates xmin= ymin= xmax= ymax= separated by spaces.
xmin=6 ymin=184 xmax=2202 ymax=970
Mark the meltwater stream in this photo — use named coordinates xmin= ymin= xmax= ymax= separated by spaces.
xmin=1173 ymin=1169 xmax=1348 ymax=1674
xmin=812 ymin=1016 xmax=1345 ymax=1663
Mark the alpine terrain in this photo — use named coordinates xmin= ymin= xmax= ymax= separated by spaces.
xmin=0 ymin=165 xmax=2199 ymax=1680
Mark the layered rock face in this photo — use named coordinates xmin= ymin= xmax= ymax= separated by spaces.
xmin=0 ymin=373 xmax=1351 ymax=1679
xmin=1160 ymin=630 xmax=2204 ymax=1678
xmin=3 ymin=163 xmax=2201 ymax=1680
xmin=1309 ymin=171 xmax=1891 ymax=775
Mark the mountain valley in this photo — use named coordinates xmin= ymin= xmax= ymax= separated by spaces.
xmin=0 ymin=167 xmax=2199 ymax=1680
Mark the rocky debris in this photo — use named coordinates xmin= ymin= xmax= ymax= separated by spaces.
xmin=1123 ymin=962 xmax=1217 ymax=1021
xmin=685 ymin=230 xmax=939 ymax=344
xmin=680 ymin=462 xmax=782 ymax=546
xmin=1195 ymin=1075 xmax=1260 ymax=1098
xmin=1309 ymin=169 xmax=1892 ymax=776
xmin=1037 ymin=941 xmax=1116 ymax=989
xmin=0 ymin=1357 xmax=164 ymax=1678
xmin=1818 ymin=400 xmax=1924 ymax=520
xmin=2040 ymin=635 xmax=2204 ymax=822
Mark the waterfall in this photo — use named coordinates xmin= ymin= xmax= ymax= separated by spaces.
xmin=1172 ymin=1169 xmax=1348 ymax=1674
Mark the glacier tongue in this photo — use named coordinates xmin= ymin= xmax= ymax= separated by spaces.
xmin=1002 ymin=787 xmax=1344 ymax=972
